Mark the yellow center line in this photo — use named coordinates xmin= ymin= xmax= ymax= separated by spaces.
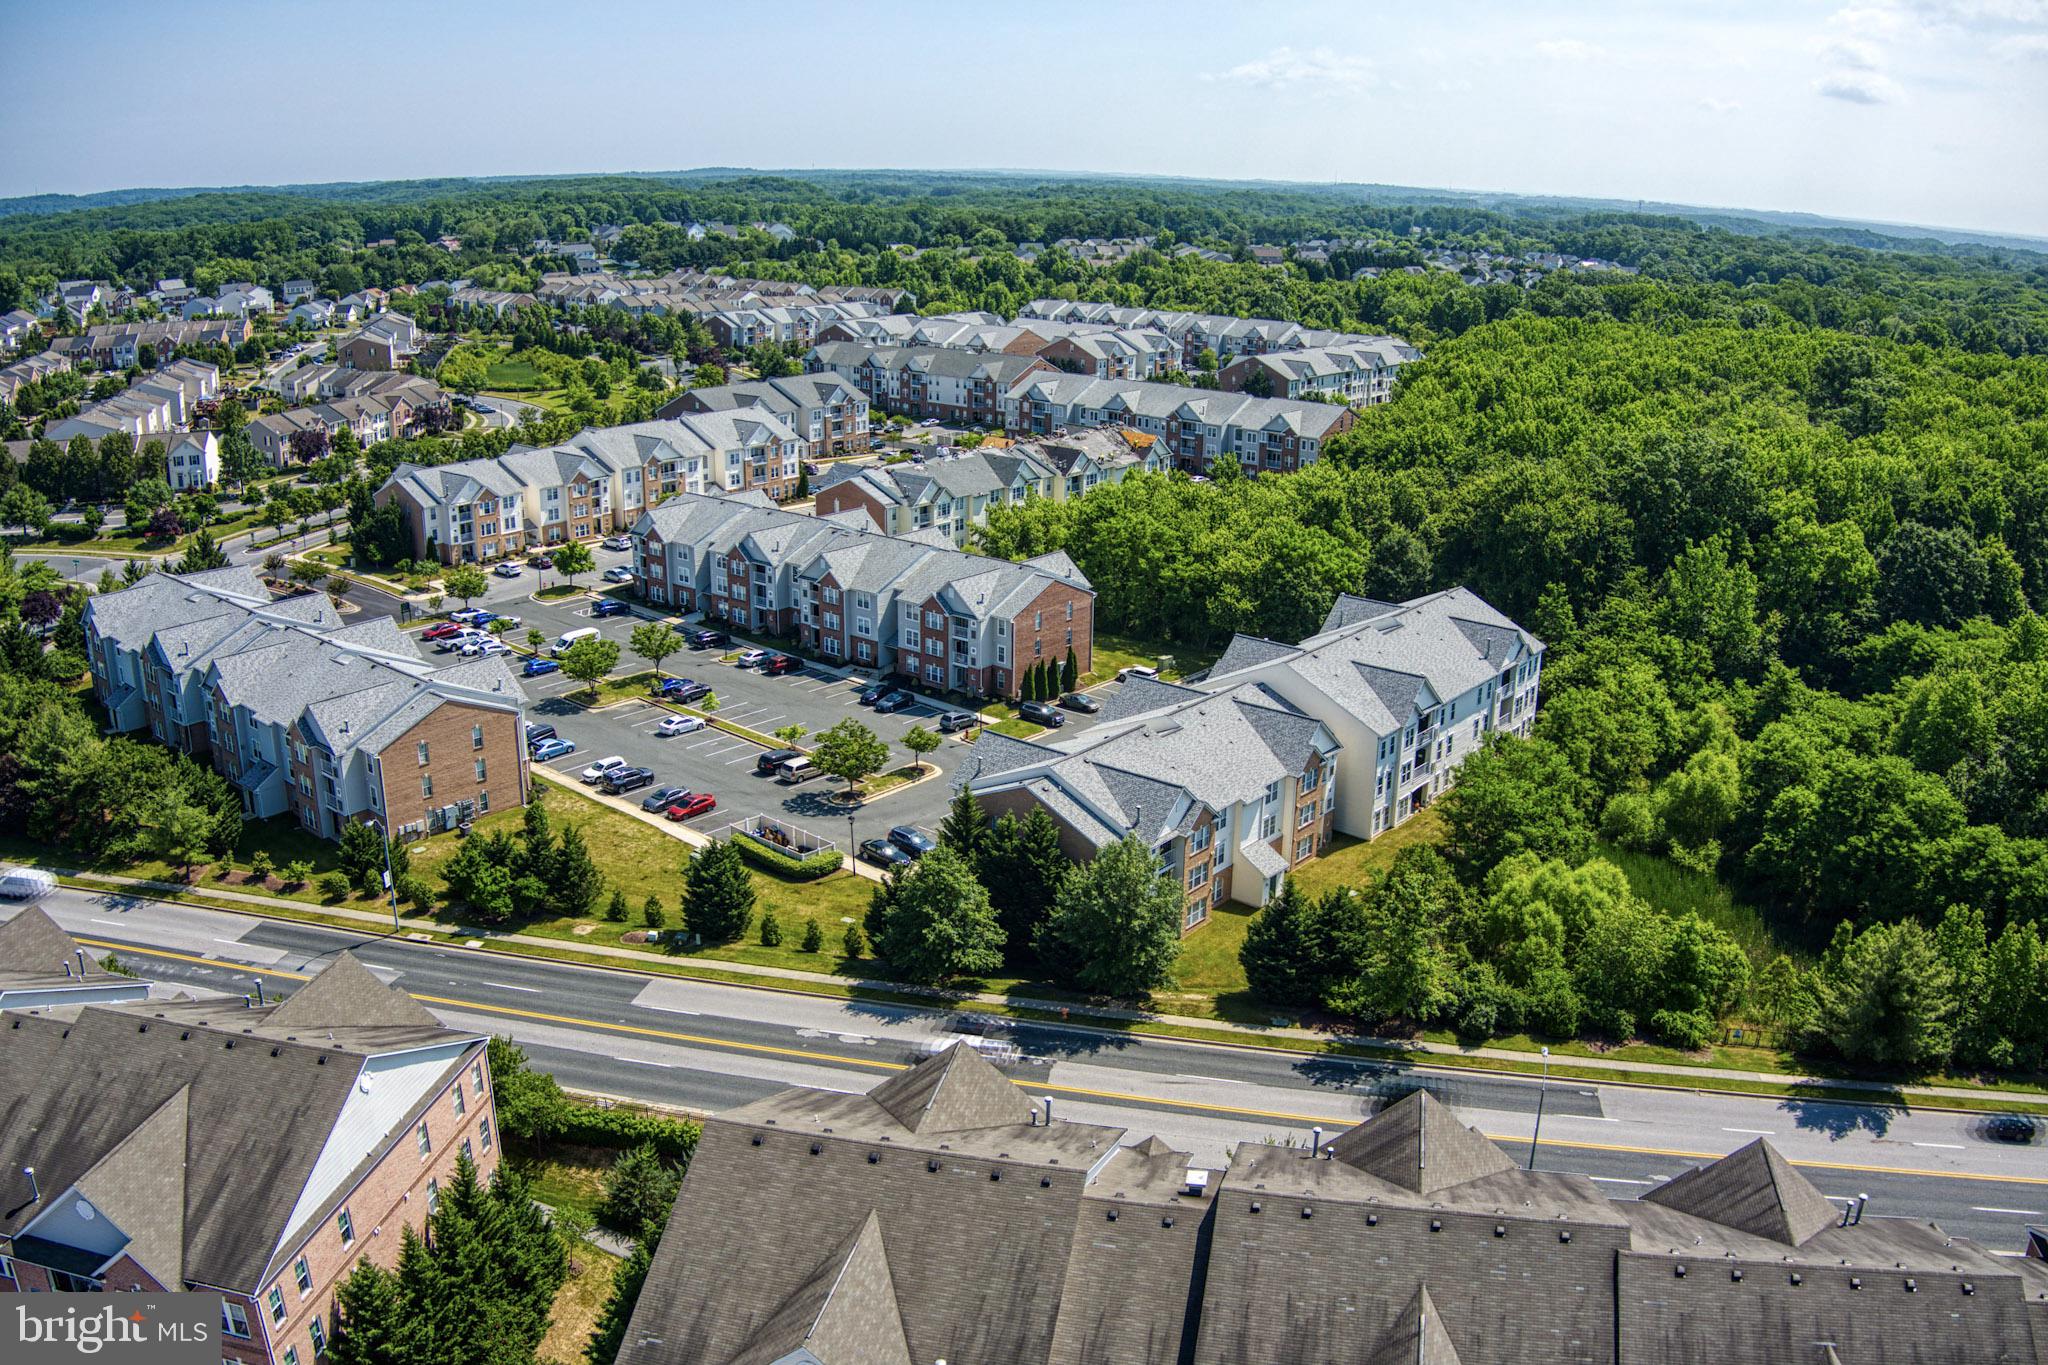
xmin=76 ymin=937 xmax=2048 ymax=1188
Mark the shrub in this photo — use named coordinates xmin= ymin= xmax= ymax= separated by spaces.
xmin=642 ymin=895 xmax=667 ymax=929
xmin=731 ymin=830 xmax=844 ymax=880
xmin=282 ymin=859 xmax=313 ymax=888
xmin=317 ymin=871 xmax=350 ymax=900
xmin=596 ymin=1145 xmax=683 ymax=1237
xmin=759 ymin=910 xmax=783 ymax=947
xmin=247 ymin=850 xmax=275 ymax=883
xmin=606 ymin=887 xmax=629 ymax=922
xmin=842 ymin=923 xmax=867 ymax=958
xmin=801 ymin=917 xmax=823 ymax=952
xmin=1598 ymin=792 xmax=1658 ymax=851
xmin=1651 ymin=1008 xmax=1716 ymax=1051
xmin=396 ymin=873 xmax=435 ymax=909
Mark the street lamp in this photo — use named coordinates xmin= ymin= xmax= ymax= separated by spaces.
xmin=847 ymin=809 xmax=857 ymax=858
xmin=1527 ymin=1045 xmax=1550 ymax=1170
xmin=381 ymin=826 xmax=400 ymax=933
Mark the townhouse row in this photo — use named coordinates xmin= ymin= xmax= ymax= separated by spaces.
xmin=817 ymin=309 xmax=1182 ymax=379
xmin=1003 ymin=371 xmax=1358 ymax=474
xmin=961 ymin=587 xmax=1544 ymax=917
xmin=83 ymin=566 xmax=531 ymax=840
xmin=656 ymin=372 xmax=872 ymax=458
xmin=53 ymin=318 xmax=254 ymax=369
xmin=634 ymin=491 xmax=1095 ymax=699
xmin=252 ymin=371 xmax=453 ymax=465
xmin=1 ymin=909 xmax=503 ymax=1365
xmin=42 ymin=358 xmax=220 ymax=445
xmin=374 ymin=413 xmax=806 ymax=565
xmin=1017 ymin=297 xmax=1415 ymax=371
xmin=812 ymin=428 xmax=1165 ymax=545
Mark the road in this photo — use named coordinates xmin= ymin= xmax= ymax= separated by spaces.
xmin=13 ymin=887 xmax=2046 ymax=1250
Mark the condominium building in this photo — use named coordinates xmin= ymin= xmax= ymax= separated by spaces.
xmin=806 ymin=342 xmax=1055 ymax=427
xmin=164 ymin=430 xmax=220 ymax=491
xmin=1217 ymin=338 xmax=1419 ymax=405
xmin=617 ymin=1043 xmax=2048 ymax=1365
xmin=1 ymin=910 xmax=501 ymax=1365
xmin=634 ymin=492 xmax=1094 ymax=698
xmin=82 ymin=567 xmax=530 ymax=839
xmin=1003 ymin=372 xmax=1356 ymax=475
xmin=1017 ymin=298 xmax=1414 ymax=371
xmin=374 ymin=413 xmax=804 ymax=565
xmin=659 ymin=373 xmax=872 ymax=459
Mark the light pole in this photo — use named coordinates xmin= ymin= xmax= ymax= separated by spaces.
xmin=381 ymin=826 xmax=400 ymax=932
xmin=1527 ymin=1045 xmax=1550 ymax=1170
xmin=847 ymin=809 xmax=857 ymax=859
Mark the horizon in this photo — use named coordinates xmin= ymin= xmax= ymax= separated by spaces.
xmin=3 ymin=0 xmax=2043 ymax=238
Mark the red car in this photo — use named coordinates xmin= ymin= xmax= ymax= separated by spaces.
xmin=665 ymin=792 xmax=717 ymax=821
xmin=421 ymin=622 xmax=464 ymax=640
xmin=762 ymin=654 xmax=803 ymax=676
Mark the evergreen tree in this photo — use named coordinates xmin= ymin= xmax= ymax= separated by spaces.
xmin=596 ymin=1145 xmax=683 ymax=1237
xmin=1037 ymin=835 xmax=1184 ymax=998
xmin=1061 ymin=647 xmax=1078 ymax=693
xmin=977 ymin=809 xmax=1070 ymax=967
xmin=642 ymin=894 xmax=666 ymax=929
xmin=801 ymin=917 xmax=824 ymax=952
xmin=1326 ymin=847 xmax=1461 ymax=1023
xmin=174 ymin=526 xmax=227 ymax=573
xmin=1811 ymin=920 xmax=1956 ymax=1070
xmin=337 ymin=819 xmax=385 ymax=894
xmin=553 ymin=823 xmax=605 ymax=917
xmin=326 ymin=1260 xmax=405 ymax=1365
xmin=937 ymin=786 xmax=987 ymax=861
xmin=605 ymin=887 xmax=629 ymax=921
xmin=759 ymin=909 xmax=783 ymax=946
xmin=1239 ymin=876 xmax=1320 ymax=1006
xmin=842 ymin=922 xmax=867 ymax=958
xmin=682 ymin=840 xmax=754 ymax=941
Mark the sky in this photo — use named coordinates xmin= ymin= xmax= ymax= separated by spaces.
xmin=3 ymin=0 xmax=2044 ymax=237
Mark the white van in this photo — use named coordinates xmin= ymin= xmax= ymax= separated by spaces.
xmin=0 ymin=867 xmax=56 ymax=900
xmin=552 ymin=626 xmax=600 ymax=657
xmin=775 ymin=757 xmax=823 ymax=785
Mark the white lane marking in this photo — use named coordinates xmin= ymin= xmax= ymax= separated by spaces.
xmin=479 ymin=981 xmax=542 ymax=993
xmin=1971 ymin=1206 xmax=2044 ymax=1216
xmin=724 ymin=753 xmax=756 ymax=765
xmin=212 ymin=936 xmax=246 ymax=945
xmin=640 ymin=1004 xmax=699 ymax=1016
xmin=1911 ymin=1142 xmax=1965 ymax=1150
xmin=618 ymin=1057 xmax=675 ymax=1068
xmin=1722 ymin=1127 xmax=1776 ymax=1135
xmin=751 ymin=713 xmax=785 ymax=728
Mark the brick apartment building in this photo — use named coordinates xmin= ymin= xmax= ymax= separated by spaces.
xmin=83 ymin=567 xmax=529 ymax=840
xmin=805 ymin=342 xmax=1054 ymax=427
xmin=1 ymin=911 xmax=500 ymax=1365
xmin=374 ymin=414 xmax=804 ymax=565
xmin=658 ymin=373 xmax=871 ymax=459
xmin=633 ymin=491 xmax=1094 ymax=698
xmin=617 ymin=1042 xmax=2048 ymax=1365
xmin=1217 ymin=338 xmax=1419 ymax=405
xmin=1002 ymin=372 xmax=1357 ymax=476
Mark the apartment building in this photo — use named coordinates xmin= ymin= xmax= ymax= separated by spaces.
xmin=812 ymin=428 xmax=1162 ymax=543
xmin=809 ymin=312 xmax=1179 ymax=380
xmin=1003 ymin=372 xmax=1356 ymax=475
xmin=805 ymin=342 xmax=1054 ymax=426
xmin=164 ymin=429 xmax=220 ymax=491
xmin=82 ymin=567 xmax=530 ymax=839
xmin=0 ymin=308 xmax=38 ymax=354
xmin=659 ymin=373 xmax=871 ymax=459
xmin=337 ymin=314 xmax=420 ymax=371
xmin=1 ymin=911 xmax=502 ymax=1365
xmin=633 ymin=492 xmax=1095 ymax=698
xmin=618 ymin=1044 xmax=2048 ymax=1365
xmin=966 ymin=680 xmax=1341 ymax=924
xmin=375 ymin=413 xmax=803 ymax=565
xmin=1016 ymin=298 xmax=1416 ymax=372
xmin=1218 ymin=338 xmax=1419 ymax=405
xmin=1201 ymin=587 xmax=1544 ymax=839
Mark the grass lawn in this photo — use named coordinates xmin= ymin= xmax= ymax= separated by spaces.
xmin=539 ymin=1244 xmax=621 ymax=1365
xmin=1598 ymin=842 xmax=1819 ymax=967
xmin=1153 ymin=898 xmax=1268 ymax=1024
xmin=534 ymin=584 xmax=587 ymax=599
xmin=481 ymin=358 xmax=548 ymax=390
xmin=1286 ymin=808 xmax=1446 ymax=899
xmin=985 ymin=716 xmax=1050 ymax=739
xmin=509 ymin=1140 xmax=615 ymax=1223
xmin=1084 ymin=631 xmax=1218 ymax=685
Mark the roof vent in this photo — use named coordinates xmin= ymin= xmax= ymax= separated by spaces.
xmin=1185 ymin=1169 xmax=1209 ymax=1198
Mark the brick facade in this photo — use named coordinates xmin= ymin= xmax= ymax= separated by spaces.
xmin=374 ymin=701 xmax=530 ymax=833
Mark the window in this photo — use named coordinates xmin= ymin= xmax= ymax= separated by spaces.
xmin=1188 ymin=861 xmax=1209 ymax=890
xmin=472 ymin=1060 xmax=486 ymax=1094
xmin=295 ymin=1257 xmax=312 ymax=1295
xmin=420 ymin=774 xmax=433 ymax=798
xmin=480 ymin=1116 xmax=493 ymax=1151
xmin=284 ymin=1350 xmax=299 ymax=1365
xmin=310 ymin=1318 xmax=327 ymax=1357
xmin=1065 ymin=601 xmax=1073 ymax=620
xmin=1034 ymin=610 xmax=1043 ymax=629
xmin=462 ymin=1137 xmax=474 ymax=1163
xmin=267 ymin=1288 xmax=286 ymax=1324
xmin=417 ymin=1120 xmax=432 ymax=1157
xmin=336 ymin=1208 xmax=354 ymax=1246
xmin=471 ymin=724 xmax=484 ymax=750
xmin=223 ymin=1302 xmax=252 ymax=1339
xmin=416 ymin=741 xmax=430 ymax=765
xmin=477 ymin=790 xmax=489 ymax=813
xmin=474 ymin=758 xmax=487 ymax=781
xmin=0 ymin=1255 xmax=12 ymax=1282
xmin=452 ymin=1081 xmax=466 ymax=1116
xmin=1190 ymin=823 xmax=1211 ymax=854
xmin=1299 ymin=803 xmax=1317 ymax=829
xmin=426 ymin=1179 xmax=440 ymax=1214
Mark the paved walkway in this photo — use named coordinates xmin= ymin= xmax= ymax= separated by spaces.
xmin=45 ymin=861 xmax=2045 ymax=1107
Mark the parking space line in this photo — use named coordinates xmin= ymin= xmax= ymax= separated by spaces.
xmin=751 ymin=713 xmax=784 ymax=729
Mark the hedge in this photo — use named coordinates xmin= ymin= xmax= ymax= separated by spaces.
xmin=732 ymin=830 xmax=844 ymax=881
xmin=553 ymin=1103 xmax=700 ymax=1164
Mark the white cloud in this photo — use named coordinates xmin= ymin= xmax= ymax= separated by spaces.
xmin=1994 ymin=30 xmax=2048 ymax=53
xmin=1819 ymin=36 xmax=1885 ymax=67
xmin=1534 ymin=38 xmax=1607 ymax=60
xmin=1699 ymin=96 xmax=1743 ymax=114
xmin=1816 ymin=71 xmax=1903 ymax=100
xmin=1204 ymin=46 xmax=1373 ymax=88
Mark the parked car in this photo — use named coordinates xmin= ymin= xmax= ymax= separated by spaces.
xmin=802 ymin=460 xmax=821 ymax=475
xmin=421 ymin=622 xmax=464 ymax=641
xmin=602 ymin=566 xmax=635 ymax=583
xmin=1059 ymin=691 xmax=1100 ymax=713
xmin=523 ymin=722 xmax=557 ymax=747
xmin=683 ymin=628 xmax=728 ymax=649
xmin=602 ymin=535 xmax=632 ymax=551
xmin=486 ymin=612 xmax=520 ymax=628
xmin=492 ymin=561 xmax=523 ymax=578
xmin=591 ymin=599 xmax=631 ymax=618
xmin=1018 ymin=699 xmax=1066 ymax=727
xmin=653 ymin=677 xmax=711 ymax=703
xmin=460 ymin=639 xmax=508 ymax=658
xmin=450 ymin=608 xmax=492 ymax=625
xmin=601 ymin=765 xmax=656 ymax=795
xmin=858 ymin=838 xmax=915 ymax=869
xmin=762 ymin=654 xmax=803 ymax=676
xmin=873 ymin=690 xmax=914 ymax=714
xmin=775 ymin=757 xmax=822 ymax=785
xmin=1116 ymin=665 xmax=1160 ymax=683
xmin=755 ymin=747 xmax=803 ymax=775
xmin=529 ymin=737 xmax=576 ymax=762
xmin=735 ymin=648 xmax=769 ymax=667
xmin=657 ymin=714 xmax=707 ymax=736
xmin=858 ymin=683 xmax=889 ymax=705
xmin=888 ymin=825 xmax=937 ymax=858
xmin=641 ymin=785 xmax=691 ymax=813
xmin=523 ymin=657 xmax=561 ymax=677
xmin=0 ymin=867 xmax=57 ymax=900
xmin=579 ymin=755 xmax=629 ymax=784
xmin=528 ymin=552 xmax=554 ymax=569
xmin=440 ymin=630 xmax=488 ymax=652
xmin=665 ymin=792 xmax=717 ymax=821
xmin=937 ymin=711 xmax=978 ymax=733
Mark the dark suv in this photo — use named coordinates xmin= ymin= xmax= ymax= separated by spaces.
xmin=762 ymin=654 xmax=803 ymax=676
xmin=601 ymin=765 xmax=656 ymax=794
xmin=524 ymin=722 xmax=558 ymax=748
xmin=755 ymin=747 xmax=803 ymax=776
xmin=1018 ymin=699 xmax=1066 ymax=727
xmin=683 ymin=628 xmax=728 ymax=649
xmin=653 ymin=677 xmax=712 ymax=704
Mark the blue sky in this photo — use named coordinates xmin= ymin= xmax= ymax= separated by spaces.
xmin=3 ymin=0 xmax=2043 ymax=235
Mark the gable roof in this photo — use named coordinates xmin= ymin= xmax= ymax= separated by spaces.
xmin=727 ymin=1211 xmax=912 ymax=1365
xmin=1640 ymin=1138 xmax=1841 ymax=1247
